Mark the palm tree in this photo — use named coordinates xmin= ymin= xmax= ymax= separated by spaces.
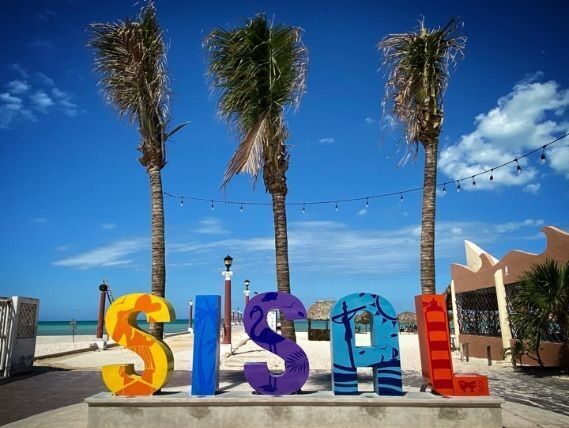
xmin=509 ymin=259 xmax=569 ymax=366
xmin=89 ymin=3 xmax=186 ymax=339
xmin=205 ymin=15 xmax=308 ymax=342
xmin=379 ymin=19 xmax=465 ymax=295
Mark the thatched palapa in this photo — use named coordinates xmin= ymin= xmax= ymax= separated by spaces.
xmin=307 ymin=300 xmax=335 ymax=341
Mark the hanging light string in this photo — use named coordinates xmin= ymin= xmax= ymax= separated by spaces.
xmin=165 ymin=132 xmax=569 ymax=208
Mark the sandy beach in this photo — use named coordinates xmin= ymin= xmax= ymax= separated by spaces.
xmin=34 ymin=330 xmax=514 ymax=375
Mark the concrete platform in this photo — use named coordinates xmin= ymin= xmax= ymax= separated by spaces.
xmin=86 ymin=391 xmax=503 ymax=428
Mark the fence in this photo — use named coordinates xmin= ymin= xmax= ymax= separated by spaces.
xmin=0 ymin=298 xmax=15 ymax=378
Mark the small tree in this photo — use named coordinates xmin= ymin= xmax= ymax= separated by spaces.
xmin=509 ymin=259 xmax=569 ymax=366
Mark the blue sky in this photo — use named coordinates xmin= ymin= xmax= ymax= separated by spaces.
xmin=1 ymin=0 xmax=568 ymax=321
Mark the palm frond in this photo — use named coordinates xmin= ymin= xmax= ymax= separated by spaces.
xmin=205 ymin=14 xmax=308 ymax=189
xmin=510 ymin=259 xmax=569 ymax=351
xmin=88 ymin=2 xmax=171 ymax=167
xmin=379 ymin=18 xmax=465 ymax=161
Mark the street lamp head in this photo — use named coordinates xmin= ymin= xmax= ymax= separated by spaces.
xmin=224 ymin=254 xmax=233 ymax=271
xmin=99 ymin=283 xmax=108 ymax=292
xmin=190 ymin=300 xmax=193 ymax=306
xmin=244 ymin=279 xmax=250 ymax=289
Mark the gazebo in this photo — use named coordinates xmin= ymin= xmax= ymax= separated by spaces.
xmin=307 ymin=300 xmax=335 ymax=341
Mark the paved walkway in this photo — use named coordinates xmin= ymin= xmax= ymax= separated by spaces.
xmin=2 ymin=331 xmax=568 ymax=427
xmin=2 ymin=367 xmax=569 ymax=427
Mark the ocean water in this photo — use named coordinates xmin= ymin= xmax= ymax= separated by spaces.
xmin=37 ymin=319 xmax=325 ymax=336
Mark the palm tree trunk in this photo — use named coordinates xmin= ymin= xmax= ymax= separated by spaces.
xmin=148 ymin=164 xmax=166 ymax=340
xmin=420 ymin=139 xmax=438 ymax=295
xmin=271 ymin=192 xmax=297 ymax=342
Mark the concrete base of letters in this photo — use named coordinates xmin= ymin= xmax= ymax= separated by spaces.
xmin=86 ymin=391 xmax=503 ymax=428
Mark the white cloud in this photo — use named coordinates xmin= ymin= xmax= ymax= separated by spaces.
xmin=357 ymin=208 xmax=368 ymax=216
xmin=439 ymin=77 xmax=569 ymax=189
xmin=318 ymin=137 xmax=335 ymax=144
xmin=494 ymin=219 xmax=544 ymax=234
xmin=55 ymin=219 xmax=549 ymax=274
xmin=6 ymin=80 xmax=30 ymax=94
xmin=365 ymin=117 xmax=377 ymax=125
xmin=101 ymin=223 xmax=117 ymax=230
xmin=193 ymin=217 xmax=229 ymax=235
xmin=0 ymin=65 xmax=80 ymax=128
xmin=30 ymin=91 xmax=54 ymax=111
xmin=164 ymin=218 xmax=548 ymax=276
xmin=8 ymin=64 xmax=29 ymax=79
xmin=53 ymin=238 xmax=148 ymax=269
xmin=35 ymin=72 xmax=54 ymax=87
xmin=523 ymin=183 xmax=541 ymax=195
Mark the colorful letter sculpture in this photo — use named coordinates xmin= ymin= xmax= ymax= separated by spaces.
xmin=191 ymin=295 xmax=221 ymax=396
xmin=243 ymin=292 xmax=310 ymax=395
xmin=415 ymin=294 xmax=489 ymax=396
xmin=331 ymin=293 xmax=403 ymax=396
xmin=102 ymin=293 xmax=175 ymax=396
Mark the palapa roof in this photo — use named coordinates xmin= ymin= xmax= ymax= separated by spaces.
xmin=355 ymin=310 xmax=372 ymax=324
xmin=307 ymin=300 xmax=335 ymax=320
xmin=397 ymin=311 xmax=416 ymax=323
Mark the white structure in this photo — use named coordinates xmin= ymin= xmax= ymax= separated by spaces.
xmin=0 ymin=296 xmax=40 ymax=378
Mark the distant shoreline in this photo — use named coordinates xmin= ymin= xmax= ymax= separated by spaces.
xmin=36 ymin=319 xmax=325 ymax=336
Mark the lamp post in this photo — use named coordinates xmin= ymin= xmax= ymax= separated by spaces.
xmin=96 ymin=283 xmax=108 ymax=339
xmin=244 ymin=279 xmax=250 ymax=308
xmin=222 ymin=254 xmax=233 ymax=345
xmin=188 ymin=300 xmax=194 ymax=332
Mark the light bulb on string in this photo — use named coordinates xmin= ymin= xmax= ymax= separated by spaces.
xmin=180 ymin=197 xmax=184 ymax=207
xmin=210 ymin=200 xmax=215 ymax=211
xmin=540 ymin=146 xmax=546 ymax=164
xmin=240 ymin=204 xmax=243 ymax=213
xmin=456 ymin=181 xmax=461 ymax=192
xmin=490 ymin=169 xmax=494 ymax=182
xmin=472 ymin=176 xmax=477 ymax=188
xmin=443 ymin=184 xmax=447 ymax=195
xmin=335 ymin=202 xmax=339 ymax=212
xmin=365 ymin=198 xmax=369 ymax=209
xmin=302 ymin=203 xmax=306 ymax=214
xmin=399 ymin=193 xmax=404 ymax=203
xmin=515 ymin=158 xmax=522 ymax=175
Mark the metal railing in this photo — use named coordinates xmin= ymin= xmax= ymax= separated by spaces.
xmin=0 ymin=298 xmax=15 ymax=378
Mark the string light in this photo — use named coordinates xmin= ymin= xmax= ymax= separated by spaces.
xmin=163 ymin=133 xmax=568 ymax=210
xmin=442 ymin=184 xmax=447 ymax=195
xmin=515 ymin=158 xmax=522 ymax=175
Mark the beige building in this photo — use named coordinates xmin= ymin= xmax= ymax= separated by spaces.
xmin=449 ymin=226 xmax=569 ymax=366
